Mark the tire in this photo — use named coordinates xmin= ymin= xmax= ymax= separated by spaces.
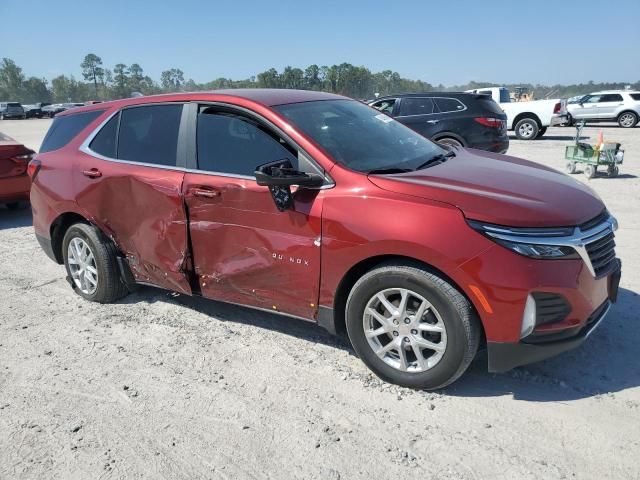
xmin=565 ymin=162 xmax=577 ymax=174
xmin=584 ymin=164 xmax=597 ymax=179
xmin=436 ymin=137 xmax=464 ymax=149
xmin=62 ymin=223 xmax=129 ymax=303
xmin=535 ymin=127 xmax=547 ymax=139
xmin=5 ymin=201 xmax=23 ymax=210
xmin=514 ymin=118 xmax=539 ymax=140
xmin=0 ymin=114 xmax=4 ymax=120
xmin=617 ymin=111 xmax=638 ymax=128
xmin=607 ymin=165 xmax=619 ymax=177
xmin=345 ymin=263 xmax=481 ymax=390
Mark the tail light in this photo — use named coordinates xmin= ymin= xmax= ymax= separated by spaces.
xmin=474 ymin=117 xmax=503 ymax=128
xmin=27 ymin=158 xmax=41 ymax=180
xmin=553 ymin=102 xmax=561 ymax=114
xmin=7 ymin=153 xmax=32 ymax=175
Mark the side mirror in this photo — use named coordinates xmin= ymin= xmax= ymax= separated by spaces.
xmin=255 ymin=159 xmax=324 ymax=211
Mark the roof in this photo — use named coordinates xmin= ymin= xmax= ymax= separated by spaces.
xmin=374 ymin=91 xmax=480 ymax=100
xmin=58 ymin=89 xmax=346 ymax=116
xmin=591 ymin=90 xmax=640 ymax=94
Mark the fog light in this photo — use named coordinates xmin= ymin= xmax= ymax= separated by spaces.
xmin=521 ymin=294 xmax=536 ymax=338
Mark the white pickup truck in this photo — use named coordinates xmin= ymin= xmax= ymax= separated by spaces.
xmin=465 ymin=87 xmax=568 ymax=140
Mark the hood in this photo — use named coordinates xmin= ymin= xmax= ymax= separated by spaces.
xmin=368 ymin=148 xmax=604 ymax=227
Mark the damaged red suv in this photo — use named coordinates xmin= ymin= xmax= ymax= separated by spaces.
xmin=1 ymin=132 xmax=33 ymax=209
xmin=30 ymin=90 xmax=621 ymax=389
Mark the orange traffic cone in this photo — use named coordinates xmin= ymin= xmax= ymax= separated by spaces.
xmin=597 ymin=131 xmax=604 ymax=147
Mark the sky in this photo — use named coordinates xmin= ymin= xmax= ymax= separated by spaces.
xmin=1 ymin=0 xmax=639 ymax=86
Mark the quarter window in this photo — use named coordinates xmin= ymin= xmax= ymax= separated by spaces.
xmin=117 ymin=104 xmax=183 ymax=166
xmin=434 ymin=98 xmax=465 ymax=113
xmin=40 ymin=110 xmax=104 ymax=153
xmin=630 ymin=93 xmax=640 ymax=101
xmin=398 ymin=98 xmax=435 ymax=116
xmin=196 ymin=107 xmax=298 ymax=176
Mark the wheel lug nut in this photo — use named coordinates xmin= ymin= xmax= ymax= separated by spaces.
xmin=404 ymin=318 xmax=411 ymax=324
xmin=392 ymin=331 xmax=399 ymax=337
xmin=393 ymin=320 xmax=399 ymax=325
xmin=411 ymin=329 xmax=418 ymax=335
xmin=403 ymin=337 xmax=409 ymax=343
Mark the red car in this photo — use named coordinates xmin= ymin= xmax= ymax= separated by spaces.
xmin=0 ymin=132 xmax=33 ymax=209
xmin=29 ymin=90 xmax=621 ymax=389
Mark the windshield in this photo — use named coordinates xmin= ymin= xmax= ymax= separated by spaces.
xmin=499 ymin=88 xmax=511 ymax=103
xmin=275 ymin=100 xmax=446 ymax=173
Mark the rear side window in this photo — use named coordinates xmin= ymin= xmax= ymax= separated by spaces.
xmin=476 ymin=97 xmax=505 ymax=115
xmin=398 ymin=98 xmax=435 ymax=116
xmin=197 ymin=108 xmax=297 ymax=176
xmin=631 ymin=93 xmax=640 ymax=101
xmin=434 ymin=98 xmax=466 ymax=113
xmin=89 ymin=113 xmax=119 ymax=158
xmin=117 ymin=104 xmax=183 ymax=166
xmin=40 ymin=110 xmax=103 ymax=153
xmin=600 ymin=94 xmax=623 ymax=102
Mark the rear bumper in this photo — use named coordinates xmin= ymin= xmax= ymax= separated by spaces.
xmin=487 ymin=300 xmax=611 ymax=372
xmin=0 ymin=174 xmax=30 ymax=203
xmin=471 ymin=136 xmax=510 ymax=154
xmin=35 ymin=233 xmax=57 ymax=262
xmin=0 ymin=112 xmax=25 ymax=119
xmin=550 ymin=114 xmax=568 ymax=127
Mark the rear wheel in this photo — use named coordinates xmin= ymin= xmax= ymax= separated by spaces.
xmin=62 ymin=223 xmax=129 ymax=303
xmin=435 ymin=137 xmax=464 ymax=149
xmin=535 ymin=127 xmax=547 ymax=138
xmin=514 ymin=118 xmax=539 ymax=140
xmin=345 ymin=263 xmax=481 ymax=390
xmin=617 ymin=111 xmax=638 ymax=128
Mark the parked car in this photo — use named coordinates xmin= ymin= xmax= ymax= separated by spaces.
xmin=42 ymin=103 xmax=83 ymax=118
xmin=0 ymin=102 xmax=26 ymax=120
xmin=466 ymin=87 xmax=568 ymax=140
xmin=30 ymin=90 xmax=620 ymax=389
xmin=23 ymin=102 xmax=51 ymax=119
xmin=0 ymin=132 xmax=33 ymax=208
xmin=369 ymin=93 xmax=508 ymax=153
xmin=566 ymin=90 xmax=640 ymax=128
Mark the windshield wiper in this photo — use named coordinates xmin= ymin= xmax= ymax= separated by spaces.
xmin=415 ymin=150 xmax=456 ymax=170
xmin=367 ymin=167 xmax=413 ymax=175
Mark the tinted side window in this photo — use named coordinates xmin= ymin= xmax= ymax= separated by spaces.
xmin=197 ymin=109 xmax=297 ymax=176
xmin=599 ymin=94 xmax=623 ymax=102
xmin=434 ymin=98 xmax=465 ymax=113
xmin=89 ymin=113 xmax=119 ymax=158
xmin=630 ymin=93 xmax=640 ymax=101
xmin=40 ymin=110 xmax=104 ymax=153
xmin=117 ymin=104 xmax=183 ymax=166
xmin=371 ymin=99 xmax=396 ymax=116
xmin=398 ymin=98 xmax=435 ymax=116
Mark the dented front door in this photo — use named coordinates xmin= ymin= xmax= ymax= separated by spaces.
xmin=183 ymin=172 xmax=322 ymax=319
xmin=74 ymin=151 xmax=192 ymax=294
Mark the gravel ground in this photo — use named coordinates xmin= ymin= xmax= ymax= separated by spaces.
xmin=1 ymin=118 xmax=639 ymax=480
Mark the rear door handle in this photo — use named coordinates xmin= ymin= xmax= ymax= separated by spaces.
xmin=426 ymin=120 xmax=440 ymax=124
xmin=191 ymin=187 xmax=221 ymax=199
xmin=82 ymin=168 xmax=102 ymax=178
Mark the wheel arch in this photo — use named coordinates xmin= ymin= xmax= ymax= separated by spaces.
xmin=49 ymin=212 xmax=91 ymax=264
xmin=328 ymin=254 xmax=485 ymax=344
xmin=512 ymin=112 xmax=542 ymax=128
xmin=431 ymin=131 xmax=466 ymax=146
xmin=617 ymin=109 xmax=638 ymax=121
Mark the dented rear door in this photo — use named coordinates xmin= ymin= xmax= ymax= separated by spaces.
xmin=74 ymin=104 xmax=192 ymax=294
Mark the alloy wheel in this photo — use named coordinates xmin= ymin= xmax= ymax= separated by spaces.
xmin=363 ymin=288 xmax=447 ymax=373
xmin=67 ymin=237 xmax=98 ymax=295
xmin=518 ymin=122 xmax=535 ymax=138
xmin=619 ymin=113 xmax=636 ymax=128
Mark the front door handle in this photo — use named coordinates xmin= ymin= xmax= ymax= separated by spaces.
xmin=191 ymin=187 xmax=221 ymax=199
xmin=82 ymin=168 xmax=102 ymax=178
xmin=426 ymin=120 xmax=440 ymax=124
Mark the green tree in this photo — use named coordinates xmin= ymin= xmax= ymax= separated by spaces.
xmin=112 ymin=63 xmax=130 ymax=98
xmin=80 ymin=53 xmax=104 ymax=98
xmin=22 ymin=77 xmax=51 ymax=103
xmin=0 ymin=58 xmax=26 ymax=99
xmin=160 ymin=68 xmax=184 ymax=91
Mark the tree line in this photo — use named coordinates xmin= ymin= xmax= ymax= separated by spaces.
xmin=1 ymin=54 xmax=639 ymax=104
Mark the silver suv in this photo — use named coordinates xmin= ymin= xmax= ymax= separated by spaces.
xmin=567 ymin=90 xmax=640 ymax=128
xmin=0 ymin=102 xmax=26 ymax=120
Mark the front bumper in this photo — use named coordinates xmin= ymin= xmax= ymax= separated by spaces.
xmin=550 ymin=114 xmax=568 ymax=127
xmin=487 ymin=299 xmax=612 ymax=372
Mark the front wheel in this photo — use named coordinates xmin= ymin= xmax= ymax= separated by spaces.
xmin=514 ymin=118 xmax=539 ymax=140
xmin=436 ymin=137 xmax=464 ymax=149
xmin=62 ymin=223 xmax=129 ymax=303
xmin=565 ymin=162 xmax=577 ymax=174
xmin=584 ymin=164 xmax=597 ymax=179
xmin=607 ymin=165 xmax=619 ymax=177
xmin=345 ymin=263 xmax=481 ymax=390
xmin=617 ymin=111 xmax=638 ymax=128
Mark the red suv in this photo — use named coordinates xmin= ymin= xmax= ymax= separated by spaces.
xmin=1 ymin=132 xmax=33 ymax=209
xmin=30 ymin=90 xmax=621 ymax=389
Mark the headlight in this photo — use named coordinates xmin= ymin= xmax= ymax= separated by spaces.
xmin=468 ymin=220 xmax=580 ymax=260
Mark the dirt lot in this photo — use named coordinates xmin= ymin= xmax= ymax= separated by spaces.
xmin=1 ymin=118 xmax=639 ymax=480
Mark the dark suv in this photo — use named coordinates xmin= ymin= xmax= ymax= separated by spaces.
xmin=369 ymin=93 xmax=508 ymax=153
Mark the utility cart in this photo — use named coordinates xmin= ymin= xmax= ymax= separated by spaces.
xmin=565 ymin=122 xmax=624 ymax=178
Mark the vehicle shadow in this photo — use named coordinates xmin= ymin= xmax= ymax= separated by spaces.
xmin=447 ymin=287 xmax=640 ymax=401
xmin=121 ymin=284 xmax=640 ymax=402
xmin=0 ymin=205 xmax=33 ymax=230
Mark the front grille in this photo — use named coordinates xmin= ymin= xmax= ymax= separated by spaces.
xmin=585 ymin=231 xmax=616 ymax=277
xmin=532 ymin=292 xmax=571 ymax=326
xmin=579 ymin=209 xmax=609 ymax=231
